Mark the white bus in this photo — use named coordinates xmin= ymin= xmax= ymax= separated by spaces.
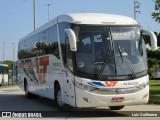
xmin=18 ymin=13 xmax=157 ymax=110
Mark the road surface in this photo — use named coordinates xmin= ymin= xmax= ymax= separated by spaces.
xmin=0 ymin=86 xmax=159 ymax=120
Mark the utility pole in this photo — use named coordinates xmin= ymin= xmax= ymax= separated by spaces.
xmin=12 ymin=43 xmax=15 ymax=85
xmin=3 ymin=42 xmax=5 ymax=64
xmin=2 ymin=42 xmax=5 ymax=85
xmin=134 ymin=0 xmax=141 ymax=20
xmin=33 ymin=0 xmax=36 ymax=30
xmin=46 ymin=3 xmax=52 ymax=21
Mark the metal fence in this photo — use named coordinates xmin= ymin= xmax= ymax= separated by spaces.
xmin=0 ymin=69 xmax=17 ymax=87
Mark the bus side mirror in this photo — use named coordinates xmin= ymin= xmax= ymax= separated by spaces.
xmin=141 ymin=28 xmax=157 ymax=51
xmin=64 ymin=28 xmax=77 ymax=51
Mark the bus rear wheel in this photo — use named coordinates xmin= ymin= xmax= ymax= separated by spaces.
xmin=109 ymin=106 xmax=125 ymax=110
xmin=24 ymin=81 xmax=33 ymax=98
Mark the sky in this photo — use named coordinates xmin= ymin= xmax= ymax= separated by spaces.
xmin=0 ymin=0 xmax=159 ymax=61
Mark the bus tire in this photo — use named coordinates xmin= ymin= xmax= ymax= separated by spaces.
xmin=24 ymin=80 xmax=33 ymax=99
xmin=55 ymin=83 xmax=65 ymax=110
xmin=109 ymin=106 xmax=124 ymax=110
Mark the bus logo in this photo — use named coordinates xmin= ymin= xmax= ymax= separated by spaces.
xmin=2 ymin=112 xmax=11 ymax=117
xmin=88 ymin=81 xmax=118 ymax=87
xmin=105 ymin=81 xmax=118 ymax=87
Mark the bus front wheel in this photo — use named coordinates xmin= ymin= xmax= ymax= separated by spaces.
xmin=109 ymin=106 xmax=125 ymax=110
xmin=55 ymin=87 xmax=64 ymax=108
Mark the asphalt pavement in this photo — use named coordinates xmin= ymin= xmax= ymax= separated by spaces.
xmin=0 ymin=86 xmax=160 ymax=120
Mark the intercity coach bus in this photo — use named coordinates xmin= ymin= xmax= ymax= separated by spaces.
xmin=18 ymin=13 xmax=157 ymax=110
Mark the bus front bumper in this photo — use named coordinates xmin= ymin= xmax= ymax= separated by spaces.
xmin=75 ymin=85 xmax=149 ymax=108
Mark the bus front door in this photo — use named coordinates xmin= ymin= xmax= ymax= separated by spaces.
xmin=63 ymin=39 xmax=76 ymax=107
xmin=64 ymin=70 xmax=76 ymax=107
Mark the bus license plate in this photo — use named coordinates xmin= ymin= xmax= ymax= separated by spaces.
xmin=112 ymin=97 xmax=124 ymax=102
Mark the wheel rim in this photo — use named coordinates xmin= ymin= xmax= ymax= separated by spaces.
xmin=57 ymin=89 xmax=64 ymax=107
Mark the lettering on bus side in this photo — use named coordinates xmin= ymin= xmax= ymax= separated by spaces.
xmin=123 ymin=82 xmax=138 ymax=86
xmin=53 ymin=63 xmax=60 ymax=66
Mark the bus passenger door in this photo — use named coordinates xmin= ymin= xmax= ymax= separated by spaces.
xmin=63 ymin=39 xmax=76 ymax=107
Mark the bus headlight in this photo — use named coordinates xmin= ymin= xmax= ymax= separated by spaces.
xmin=74 ymin=81 xmax=97 ymax=92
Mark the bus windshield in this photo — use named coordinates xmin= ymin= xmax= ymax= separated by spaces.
xmin=74 ymin=26 xmax=148 ymax=80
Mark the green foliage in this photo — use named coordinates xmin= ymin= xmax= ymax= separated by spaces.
xmin=143 ymin=33 xmax=150 ymax=45
xmin=147 ymin=49 xmax=160 ymax=59
xmin=152 ymin=0 xmax=160 ymax=23
xmin=1 ymin=60 xmax=13 ymax=70
xmin=147 ymin=49 xmax=160 ymax=77
xmin=148 ymin=58 xmax=160 ymax=77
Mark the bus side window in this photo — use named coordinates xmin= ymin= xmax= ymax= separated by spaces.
xmin=65 ymin=38 xmax=73 ymax=71
xmin=48 ymin=25 xmax=60 ymax=59
xmin=139 ymin=33 xmax=144 ymax=56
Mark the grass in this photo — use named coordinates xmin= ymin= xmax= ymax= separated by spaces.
xmin=149 ymin=80 xmax=160 ymax=104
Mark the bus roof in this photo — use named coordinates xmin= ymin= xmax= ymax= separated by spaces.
xmin=0 ymin=64 xmax=8 ymax=67
xmin=58 ymin=13 xmax=138 ymax=25
xmin=20 ymin=13 xmax=138 ymax=42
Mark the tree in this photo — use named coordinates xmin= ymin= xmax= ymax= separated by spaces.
xmin=148 ymin=58 xmax=160 ymax=78
xmin=147 ymin=49 xmax=160 ymax=78
xmin=143 ymin=33 xmax=150 ymax=45
xmin=3 ymin=60 xmax=14 ymax=70
xmin=152 ymin=0 xmax=160 ymax=23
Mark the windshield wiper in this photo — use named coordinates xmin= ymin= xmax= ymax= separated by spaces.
xmin=97 ymin=28 xmax=115 ymax=79
xmin=117 ymin=43 xmax=124 ymax=63
xmin=98 ymin=51 xmax=112 ymax=79
xmin=116 ymin=43 xmax=136 ymax=78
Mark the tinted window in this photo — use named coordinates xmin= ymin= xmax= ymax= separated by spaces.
xmin=48 ymin=25 xmax=60 ymax=59
xmin=78 ymin=33 xmax=92 ymax=52
xmin=18 ymin=25 xmax=60 ymax=59
xmin=59 ymin=22 xmax=71 ymax=62
xmin=65 ymin=39 xmax=73 ymax=71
